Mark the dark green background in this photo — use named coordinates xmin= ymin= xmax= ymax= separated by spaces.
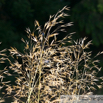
xmin=1 ymin=0 xmax=103 ymax=51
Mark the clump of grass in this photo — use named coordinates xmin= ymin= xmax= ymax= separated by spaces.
xmin=0 ymin=6 xmax=103 ymax=103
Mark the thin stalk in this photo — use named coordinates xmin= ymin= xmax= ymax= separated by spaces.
xmin=38 ymin=47 xmax=43 ymax=103
xmin=26 ymin=59 xmax=33 ymax=103
xmin=27 ymin=35 xmax=34 ymax=103
xmin=75 ymin=63 xmax=78 ymax=95
xmin=75 ymin=56 xmax=79 ymax=103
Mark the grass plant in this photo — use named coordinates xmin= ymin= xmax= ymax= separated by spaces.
xmin=0 ymin=6 xmax=103 ymax=103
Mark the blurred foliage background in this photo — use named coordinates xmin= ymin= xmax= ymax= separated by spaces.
xmin=0 ymin=0 xmax=103 ymax=96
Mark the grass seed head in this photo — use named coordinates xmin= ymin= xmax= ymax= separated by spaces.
xmin=0 ymin=6 xmax=103 ymax=103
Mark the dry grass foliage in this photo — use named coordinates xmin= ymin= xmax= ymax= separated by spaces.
xmin=0 ymin=6 xmax=103 ymax=103
xmin=0 ymin=42 xmax=7 ymax=103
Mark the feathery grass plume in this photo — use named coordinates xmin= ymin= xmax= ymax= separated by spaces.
xmin=2 ymin=6 xmax=103 ymax=103
xmin=0 ymin=42 xmax=7 ymax=103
